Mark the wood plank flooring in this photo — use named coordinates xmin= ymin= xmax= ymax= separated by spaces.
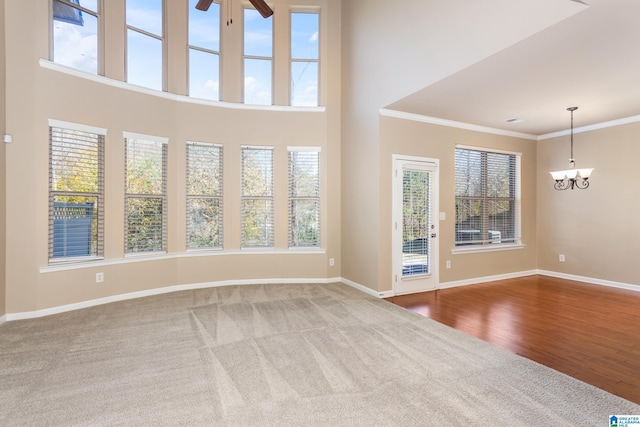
xmin=385 ymin=275 xmax=640 ymax=404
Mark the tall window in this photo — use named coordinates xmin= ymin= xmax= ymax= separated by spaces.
xmin=290 ymin=11 xmax=319 ymax=106
xmin=187 ymin=142 xmax=223 ymax=249
xmin=49 ymin=120 xmax=105 ymax=261
xmin=52 ymin=0 xmax=100 ymax=74
xmin=288 ymin=147 xmax=320 ymax=247
xmin=244 ymin=8 xmax=273 ymax=105
xmin=126 ymin=0 xmax=164 ymax=91
xmin=455 ymin=146 xmax=521 ymax=247
xmin=189 ymin=0 xmax=220 ymax=101
xmin=241 ymin=146 xmax=274 ymax=247
xmin=124 ymin=133 xmax=168 ymax=254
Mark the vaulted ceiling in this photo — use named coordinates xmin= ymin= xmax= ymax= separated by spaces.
xmin=383 ymin=0 xmax=640 ymax=137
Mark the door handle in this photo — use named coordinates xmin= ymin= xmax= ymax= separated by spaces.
xmin=431 ymin=233 xmax=437 ymax=238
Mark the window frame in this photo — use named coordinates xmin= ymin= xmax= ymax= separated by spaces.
xmin=453 ymin=145 xmax=522 ymax=254
xmin=51 ymin=0 xmax=103 ymax=75
xmin=125 ymin=0 xmax=166 ymax=91
xmin=124 ymin=132 xmax=168 ymax=255
xmin=288 ymin=146 xmax=321 ymax=248
xmin=186 ymin=141 xmax=224 ymax=250
xmin=289 ymin=9 xmax=320 ymax=107
xmin=48 ymin=119 xmax=106 ymax=264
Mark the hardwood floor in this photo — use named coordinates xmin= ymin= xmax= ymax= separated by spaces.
xmin=385 ymin=274 xmax=640 ymax=404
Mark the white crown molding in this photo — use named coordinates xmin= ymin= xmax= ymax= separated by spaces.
xmin=537 ymin=115 xmax=640 ymax=140
xmin=379 ymin=108 xmax=539 ymax=140
xmin=380 ymin=108 xmax=640 ymax=142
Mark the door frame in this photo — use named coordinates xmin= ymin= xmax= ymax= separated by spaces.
xmin=392 ymin=154 xmax=440 ymax=296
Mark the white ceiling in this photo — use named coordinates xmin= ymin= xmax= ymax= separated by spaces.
xmin=384 ymin=0 xmax=640 ymax=137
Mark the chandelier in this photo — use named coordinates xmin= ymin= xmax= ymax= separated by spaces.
xmin=550 ymin=107 xmax=594 ymax=190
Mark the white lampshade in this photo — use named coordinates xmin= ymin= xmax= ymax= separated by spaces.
xmin=576 ymin=168 xmax=594 ymax=179
xmin=550 ymin=170 xmax=567 ymax=181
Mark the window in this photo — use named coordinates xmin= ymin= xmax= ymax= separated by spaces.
xmin=187 ymin=142 xmax=223 ymax=249
xmin=52 ymin=0 xmax=100 ymax=74
xmin=455 ymin=146 xmax=521 ymax=247
xmin=49 ymin=120 xmax=105 ymax=262
xmin=288 ymin=147 xmax=320 ymax=247
xmin=244 ymin=8 xmax=273 ymax=105
xmin=241 ymin=146 xmax=274 ymax=247
xmin=124 ymin=133 xmax=168 ymax=254
xmin=188 ymin=0 xmax=220 ymax=101
xmin=290 ymin=11 xmax=319 ymax=106
xmin=126 ymin=0 xmax=164 ymax=91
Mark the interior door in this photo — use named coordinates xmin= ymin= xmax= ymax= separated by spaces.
xmin=393 ymin=155 xmax=439 ymax=295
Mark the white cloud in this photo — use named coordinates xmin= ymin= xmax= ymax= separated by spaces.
xmin=309 ymin=31 xmax=319 ymax=42
xmin=53 ymin=23 xmax=98 ymax=74
xmin=205 ymin=79 xmax=219 ymax=91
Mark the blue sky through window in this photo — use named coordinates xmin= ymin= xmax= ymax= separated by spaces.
xmin=52 ymin=1 xmax=319 ymax=104
xmin=126 ymin=0 xmax=163 ymax=90
xmin=189 ymin=0 xmax=220 ymax=101
xmin=52 ymin=0 xmax=99 ymax=74
xmin=291 ymin=12 xmax=319 ymax=106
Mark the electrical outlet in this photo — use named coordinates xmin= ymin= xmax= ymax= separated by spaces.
xmin=329 ymin=258 xmax=335 ymax=267
xmin=96 ymin=272 xmax=104 ymax=283
xmin=559 ymin=254 xmax=565 ymax=263
xmin=446 ymin=260 xmax=451 ymax=269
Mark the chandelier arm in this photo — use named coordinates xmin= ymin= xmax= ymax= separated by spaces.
xmin=575 ymin=179 xmax=590 ymax=189
xmin=554 ymin=180 xmax=570 ymax=190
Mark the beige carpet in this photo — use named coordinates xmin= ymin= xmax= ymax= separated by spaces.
xmin=1 ymin=282 xmax=638 ymax=426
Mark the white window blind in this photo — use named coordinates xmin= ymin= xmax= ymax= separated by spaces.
xmin=188 ymin=0 xmax=220 ymax=101
xmin=125 ymin=136 xmax=167 ymax=254
xmin=288 ymin=147 xmax=320 ymax=247
xmin=241 ymin=146 xmax=274 ymax=247
xmin=187 ymin=142 xmax=223 ymax=249
xmin=290 ymin=11 xmax=319 ymax=106
xmin=455 ymin=146 xmax=521 ymax=247
xmin=49 ymin=124 xmax=104 ymax=261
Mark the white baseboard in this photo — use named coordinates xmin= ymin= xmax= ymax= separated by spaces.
xmin=341 ymin=277 xmax=395 ymax=299
xmin=439 ymin=270 xmax=539 ymax=290
xmin=3 ymin=277 xmax=344 ymax=322
xmin=537 ymin=270 xmax=640 ymax=293
xmin=6 ymin=271 xmax=637 ymax=323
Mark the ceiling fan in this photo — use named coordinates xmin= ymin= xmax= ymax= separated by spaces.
xmin=196 ymin=0 xmax=273 ymax=18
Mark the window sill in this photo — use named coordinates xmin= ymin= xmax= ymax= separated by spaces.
xmin=40 ymin=248 xmax=326 ymax=273
xmin=40 ymin=59 xmax=326 ymax=113
xmin=451 ymin=243 xmax=525 ymax=255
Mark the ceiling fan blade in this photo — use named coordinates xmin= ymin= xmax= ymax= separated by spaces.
xmin=195 ymin=0 xmax=214 ymax=12
xmin=248 ymin=0 xmax=274 ymax=18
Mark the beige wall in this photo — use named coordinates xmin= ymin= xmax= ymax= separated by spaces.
xmin=0 ymin=0 xmax=7 ymax=317
xmin=537 ymin=121 xmax=640 ymax=289
xmin=339 ymin=0 xmax=578 ymax=293
xmin=3 ymin=0 xmax=341 ymax=315
xmin=379 ymin=116 xmax=538 ymax=292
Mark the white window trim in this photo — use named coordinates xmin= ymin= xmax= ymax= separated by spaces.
xmin=123 ymin=131 xmax=168 ymax=144
xmin=287 ymin=146 xmax=321 ymax=152
xmin=49 ymin=119 xmax=107 ymax=136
